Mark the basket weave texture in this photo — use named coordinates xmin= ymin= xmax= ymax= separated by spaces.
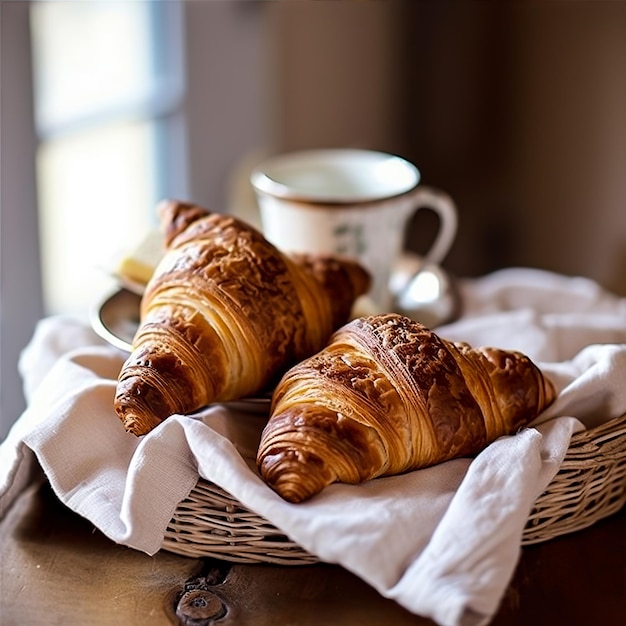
xmin=162 ymin=414 xmax=626 ymax=564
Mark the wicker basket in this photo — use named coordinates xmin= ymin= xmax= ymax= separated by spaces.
xmin=162 ymin=414 xmax=626 ymax=564
xmin=522 ymin=413 xmax=626 ymax=545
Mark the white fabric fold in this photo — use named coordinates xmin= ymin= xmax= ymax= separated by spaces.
xmin=1 ymin=268 xmax=625 ymax=626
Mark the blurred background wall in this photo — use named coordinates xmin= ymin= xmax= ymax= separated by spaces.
xmin=264 ymin=1 xmax=626 ymax=294
xmin=2 ymin=0 xmax=625 ymax=437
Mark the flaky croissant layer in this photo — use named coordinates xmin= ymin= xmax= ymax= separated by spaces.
xmin=114 ymin=200 xmax=370 ymax=436
xmin=257 ymin=313 xmax=556 ymax=503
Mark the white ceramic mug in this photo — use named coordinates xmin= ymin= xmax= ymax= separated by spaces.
xmin=250 ymin=149 xmax=458 ymax=312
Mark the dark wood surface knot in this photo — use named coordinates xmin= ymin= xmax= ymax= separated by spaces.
xmin=175 ymin=561 xmax=230 ymax=625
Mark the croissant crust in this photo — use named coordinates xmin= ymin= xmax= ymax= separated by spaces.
xmin=257 ymin=313 xmax=556 ymax=502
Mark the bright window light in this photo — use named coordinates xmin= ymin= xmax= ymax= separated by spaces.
xmin=29 ymin=0 xmax=184 ymax=317
xmin=36 ymin=120 xmax=158 ymax=315
xmin=30 ymin=1 xmax=154 ymax=133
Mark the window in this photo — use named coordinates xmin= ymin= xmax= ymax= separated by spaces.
xmin=29 ymin=0 xmax=187 ymax=315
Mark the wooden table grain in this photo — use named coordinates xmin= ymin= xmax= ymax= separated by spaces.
xmin=1 ymin=478 xmax=624 ymax=626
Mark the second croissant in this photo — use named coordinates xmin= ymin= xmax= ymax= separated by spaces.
xmin=257 ymin=313 xmax=556 ymax=503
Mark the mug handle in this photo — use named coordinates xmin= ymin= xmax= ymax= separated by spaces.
xmin=409 ymin=186 xmax=458 ymax=266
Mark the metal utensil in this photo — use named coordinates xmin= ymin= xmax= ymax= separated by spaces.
xmin=390 ymin=254 xmax=461 ymax=328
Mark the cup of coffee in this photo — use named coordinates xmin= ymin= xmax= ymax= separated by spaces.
xmin=250 ymin=148 xmax=457 ymax=312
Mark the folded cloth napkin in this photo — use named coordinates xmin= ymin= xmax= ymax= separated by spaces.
xmin=1 ymin=267 xmax=626 ymax=626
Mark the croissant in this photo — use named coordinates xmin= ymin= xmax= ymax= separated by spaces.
xmin=257 ymin=313 xmax=556 ymax=502
xmin=114 ymin=200 xmax=371 ymax=436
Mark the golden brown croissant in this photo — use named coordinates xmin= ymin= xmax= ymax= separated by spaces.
xmin=114 ymin=200 xmax=371 ymax=436
xmin=257 ymin=313 xmax=556 ymax=502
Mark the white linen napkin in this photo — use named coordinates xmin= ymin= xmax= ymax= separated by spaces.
xmin=1 ymin=267 xmax=625 ymax=626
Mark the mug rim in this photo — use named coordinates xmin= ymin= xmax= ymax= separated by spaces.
xmin=250 ymin=148 xmax=421 ymax=204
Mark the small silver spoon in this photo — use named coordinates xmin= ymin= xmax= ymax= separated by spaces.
xmin=390 ymin=254 xmax=461 ymax=328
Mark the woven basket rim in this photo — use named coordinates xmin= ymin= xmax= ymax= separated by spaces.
xmin=522 ymin=412 xmax=626 ymax=544
xmin=162 ymin=413 xmax=626 ymax=562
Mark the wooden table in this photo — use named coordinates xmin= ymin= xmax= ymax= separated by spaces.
xmin=1 ymin=478 xmax=624 ymax=626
